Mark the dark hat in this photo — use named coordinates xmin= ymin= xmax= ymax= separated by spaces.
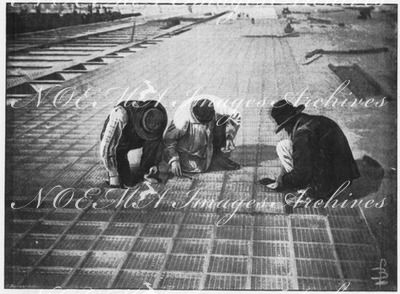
xmin=129 ymin=100 xmax=168 ymax=140
xmin=271 ymin=100 xmax=305 ymax=133
xmin=191 ymin=99 xmax=215 ymax=124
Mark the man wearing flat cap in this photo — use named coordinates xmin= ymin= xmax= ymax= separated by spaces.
xmin=261 ymin=99 xmax=360 ymax=205
xmin=100 ymin=100 xmax=168 ymax=188
xmin=164 ymin=97 xmax=241 ymax=176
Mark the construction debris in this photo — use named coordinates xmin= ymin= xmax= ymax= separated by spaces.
xmin=358 ymin=7 xmax=374 ymax=20
xmin=319 ymin=9 xmax=345 ymax=13
xmin=302 ymin=54 xmax=322 ymax=65
xmin=243 ymin=32 xmax=300 ymax=38
xmin=305 ymin=47 xmax=389 ymax=59
xmin=308 ymin=16 xmax=332 ymax=24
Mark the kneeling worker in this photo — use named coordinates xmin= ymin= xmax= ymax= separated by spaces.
xmin=164 ymin=97 xmax=241 ymax=176
xmin=261 ymin=99 xmax=360 ymax=206
xmin=100 ymin=100 xmax=168 ymax=188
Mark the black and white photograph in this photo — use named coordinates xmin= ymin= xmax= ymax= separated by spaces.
xmin=4 ymin=0 xmax=397 ymax=291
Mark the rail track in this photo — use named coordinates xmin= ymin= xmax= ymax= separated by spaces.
xmin=6 ymin=13 xmax=226 ymax=103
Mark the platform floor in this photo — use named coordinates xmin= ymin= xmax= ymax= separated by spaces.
xmin=5 ymin=8 xmax=396 ymax=291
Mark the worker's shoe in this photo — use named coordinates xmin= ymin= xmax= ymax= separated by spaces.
xmin=105 ymin=180 xmax=127 ymax=189
xmin=259 ymin=177 xmax=275 ymax=185
xmin=218 ymin=155 xmax=241 ymax=170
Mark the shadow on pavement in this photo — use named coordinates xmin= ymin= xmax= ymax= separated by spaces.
xmin=348 ymin=155 xmax=385 ymax=200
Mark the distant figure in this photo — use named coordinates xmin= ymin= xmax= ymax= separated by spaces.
xmin=251 ymin=18 xmax=255 ymax=24
xmin=282 ymin=7 xmax=291 ymax=15
xmin=19 ymin=6 xmax=29 ymax=15
xmin=260 ymin=100 xmax=360 ymax=207
xmin=81 ymin=13 xmax=88 ymax=23
xmin=100 ymin=100 xmax=168 ymax=188
xmin=164 ymin=97 xmax=241 ymax=176
xmin=358 ymin=7 xmax=373 ymax=20
xmin=284 ymin=22 xmax=294 ymax=34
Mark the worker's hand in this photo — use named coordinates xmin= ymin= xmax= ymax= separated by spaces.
xmin=221 ymin=138 xmax=235 ymax=153
xmin=267 ymin=182 xmax=279 ymax=190
xmin=148 ymin=166 xmax=158 ymax=175
xmin=171 ymin=161 xmax=182 ymax=177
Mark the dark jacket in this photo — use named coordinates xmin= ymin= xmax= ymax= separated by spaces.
xmin=282 ymin=114 xmax=360 ymax=198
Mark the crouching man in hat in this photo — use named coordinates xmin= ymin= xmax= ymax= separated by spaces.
xmin=261 ymin=99 xmax=360 ymax=206
xmin=100 ymin=100 xmax=168 ymax=188
xmin=164 ymin=97 xmax=241 ymax=176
